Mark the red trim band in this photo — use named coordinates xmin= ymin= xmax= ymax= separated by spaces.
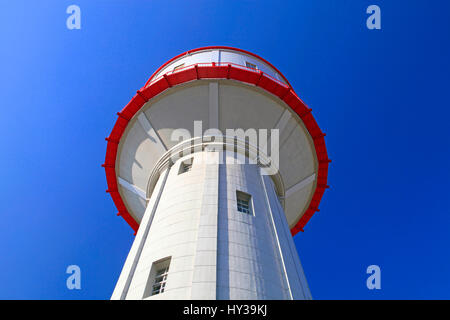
xmin=104 ymin=63 xmax=329 ymax=235
xmin=144 ymin=46 xmax=293 ymax=88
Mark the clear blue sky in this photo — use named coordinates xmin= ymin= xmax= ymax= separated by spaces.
xmin=0 ymin=1 xmax=449 ymax=299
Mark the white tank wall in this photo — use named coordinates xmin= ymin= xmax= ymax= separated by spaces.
xmin=111 ymin=150 xmax=311 ymax=300
xmin=150 ymin=49 xmax=286 ymax=84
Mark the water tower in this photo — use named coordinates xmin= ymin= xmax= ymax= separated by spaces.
xmin=103 ymin=46 xmax=329 ymax=300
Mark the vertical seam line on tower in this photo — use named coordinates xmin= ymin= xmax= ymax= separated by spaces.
xmin=120 ymin=167 xmax=171 ymax=300
xmin=259 ymin=172 xmax=294 ymax=300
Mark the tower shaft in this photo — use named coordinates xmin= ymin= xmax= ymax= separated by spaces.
xmin=112 ymin=150 xmax=311 ymax=300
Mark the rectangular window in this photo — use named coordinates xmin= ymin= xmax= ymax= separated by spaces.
xmin=173 ymin=63 xmax=185 ymax=71
xmin=152 ymin=266 xmax=169 ymax=295
xmin=143 ymin=257 xmax=171 ymax=298
xmin=236 ymin=191 xmax=253 ymax=215
xmin=245 ymin=61 xmax=257 ymax=70
xmin=178 ymin=158 xmax=193 ymax=174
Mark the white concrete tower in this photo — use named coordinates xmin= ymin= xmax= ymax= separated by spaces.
xmin=103 ymin=47 xmax=330 ymax=300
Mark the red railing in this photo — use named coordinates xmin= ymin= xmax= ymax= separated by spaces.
xmin=144 ymin=62 xmax=289 ymax=89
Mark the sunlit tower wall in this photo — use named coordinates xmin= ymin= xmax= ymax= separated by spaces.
xmin=103 ymin=47 xmax=330 ymax=300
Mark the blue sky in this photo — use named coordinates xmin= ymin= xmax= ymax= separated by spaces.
xmin=0 ymin=1 xmax=449 ymax=299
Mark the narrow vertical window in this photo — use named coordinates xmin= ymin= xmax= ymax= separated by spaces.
xmin=143 ymin=257 xmax=171 ymax=298
xmin=236 ymin=191 xmax=253 ymax=215
xmin=178 ymin=158 xmax=193 ymax=174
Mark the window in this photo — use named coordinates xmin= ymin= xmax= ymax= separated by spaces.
xmin=151 ymin=266 xmax=169 ymax=295
xmin=173 ymin=63 xmax=184 ymax=71
xmin=143 ymin=257 xmax=171 ymax=298
xmin=236 ymin=191 xmax=253 ymax=215
xmin=178 ymin=158 xmax=193 ymax=174
xmin=245 ymin=61 xmax=257 ymax=70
